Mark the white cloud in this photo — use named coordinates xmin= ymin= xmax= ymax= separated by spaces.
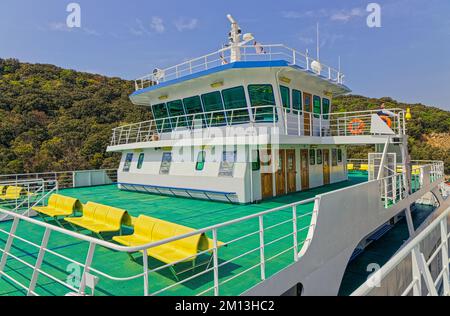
xmin=282 ymin=7 xmax=365 ymax=23
xmin=150 ymin=16 xmax=165 ymax=33
xmin=330 ymin=8 xmax=365 ymax=22
xmin=174 ymin=18 xmax=198 ymax=32
xmin=47 ymin=22 xmax=101 ymax=36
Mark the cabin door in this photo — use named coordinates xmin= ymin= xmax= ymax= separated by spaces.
xmin=261 ymin=149 xmax=274 ymax=199
xmin=276 ymin=150 xmax=286 ymax=196
xmin=300 ymin=149 xmax=309 ymax=190
xmin=286 ymin=150 xmax=296 ymax=193
xmin=323 ymin=149 xmax=330 ymax=185
xmin=303 ymin=93 xmax=312 ymax=136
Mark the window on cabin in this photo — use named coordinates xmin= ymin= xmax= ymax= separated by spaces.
xmin=137 ymin=153 xmax=145 ymax=169
xmin=248 ymin=84 xmax=277 ymax=122
xmin=219 ymin=150 xmax=236 ymax=177
xmin=196 ymin=151 xmax=206 ymax=171
xmin=123 ymin=153 xmax=133 ymax=172
xmin=280 ymin=85 xmax=290 ymax=110
xmin=309 ymin=149 xmax=316 ymax=165
xmin=337 ymin=149 xmax=342 ymax=163
xmin=166 ymin=100 xmax=187 ymax=128
xmin=316 ymin=149 xmax=323 ymax=165
xmin=332 ymin=149 xmax=338 ymax=166
xmin=183 ymin=96 xmax=204 ymax=127
xmin=201 ymin=91 xmax=227 ymax=125
xmin=292 ymin=89 xmax=302 ymax=112
xmin=322 ymin=98 xmax=330 ymax=120
xmin=159 ymin=152 xmax=172 ymax=175
xmin=313 ymin=96 xmax=321 ymax=118
xmin=221 ymin=86 xmax=249 ymax=123
xmin=152 ymin=103 xmax=170 ymax=132
xmin=252 ymin=150 xmax=261 ymax=171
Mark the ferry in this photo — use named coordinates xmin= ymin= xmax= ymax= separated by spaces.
xmin=0 ymin=15 xmax=448 ymax=296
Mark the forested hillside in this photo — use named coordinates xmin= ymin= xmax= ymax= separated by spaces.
xmin=0 ymin=58 xmax=150 ymax=173
xmin=0 ymin=58 xmax=448 ymax=175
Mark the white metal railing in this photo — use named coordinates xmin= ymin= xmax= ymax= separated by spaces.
xmin=0 ymin=196 xmax=319 ymax=296
xmin=0 ymin=179 xmax=58 ymax=217
xmin=0 ymin=160 xmax=444 ymax=296
xmin=352 ymin=206 xmax=450 ymax=296
xmin=134 ymin=44 xmax=344 ymax=91
xmin=110 ymin=107 xmax=406 ymax=146
xmin=0 ymin=169 xmax=117 ymax=189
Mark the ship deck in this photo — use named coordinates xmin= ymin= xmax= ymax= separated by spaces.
xmin=0 ymin=173 xmax=369 ymax=296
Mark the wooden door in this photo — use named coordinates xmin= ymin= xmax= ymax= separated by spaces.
xmin=276 ymin=150 xmax=286 ymax=196
xmin=303 ymin=93 xmax=312 ymax=136
xmin=300 ymin=149 xmax=309 ymax=190
xmin=323 ymin=149 xmax=330 ymax=185
xmin=286 ymin=150 xmax=296 ymax=193
xmin=261 ymin=149 xmax=273 ymax=199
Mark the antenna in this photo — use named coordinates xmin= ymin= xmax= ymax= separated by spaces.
xmin=316 ymin=22 xmax=320 ymax=61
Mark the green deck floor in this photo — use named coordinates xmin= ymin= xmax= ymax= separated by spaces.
xmin=0 ymin=173 xmax=368 ymax=296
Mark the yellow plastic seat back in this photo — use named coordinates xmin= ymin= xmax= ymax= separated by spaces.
xmin=151 ymin=221 xmax=177 ymax=243
xmin=347 ymin=164 xmax=354 ymax=170
xmin=6 ymin=186 xmax=23 ymax=197
xmin=105 ymin=207 xmax=126 ymax=228
xmin=92 ymin=204 xmax=109 ymax=223
xmin=172 ymin=227 xmax=202 ymax=255
xmin=48 ymin=194 xmax=59 ymax=209
xmin=133 ymin=216 xmax=156 ymax=239
xmin=82 ymin=202 xmax=98 ymax=220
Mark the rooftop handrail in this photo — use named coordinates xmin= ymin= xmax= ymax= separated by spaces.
xmin=134 ymin=44 xmax=344 ymax=91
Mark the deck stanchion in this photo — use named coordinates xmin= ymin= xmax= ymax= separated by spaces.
xmin=143 ymin=249 xmax=149 ymax=296
xmin=79 ymin=242 xmax=96 ymax=295
xmin=28 ymin=228 xmax=51 ymax=295
xmin=440 ymin=219 xmax=450 ymax=296
xmin=292 ymin=206 xmax=298 ymax=262
xmin=259 ymin=216 xmax=266 ymax=280
xmin=212 ymin=228 xmax=219 ymax=296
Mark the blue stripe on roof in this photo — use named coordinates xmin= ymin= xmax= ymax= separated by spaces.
xmin=131 ymin=60 xmax=290 ymax=97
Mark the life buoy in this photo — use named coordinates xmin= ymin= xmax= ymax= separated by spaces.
xmin=348 ymin=118 xmax=365 ymax=135
xmin=379 ymin=115 xmax=392 ymax=128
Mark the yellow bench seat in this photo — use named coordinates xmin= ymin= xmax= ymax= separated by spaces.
xmin=32 ymin=194 xmax=81 ymax=218
xmin=66 ymin=202 xmax=127 ymax=234
xmin=113 ymin=215 xmax=224 ymax=266
xmin=0 ymin=186 xmax=24 ymax=200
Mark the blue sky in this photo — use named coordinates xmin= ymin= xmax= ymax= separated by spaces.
xmin=0 ymin=0 xmax=449 ymax=110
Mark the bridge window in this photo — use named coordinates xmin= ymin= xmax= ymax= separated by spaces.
xmin=196 ymin=151 xmax=206 ymax=171
xmin=322 ymin=98 xmax=330 ymax=120
xmin=248 ymin=84 xmax=277 ymax=122
xmin=338 ymin=149 xmax=343 ymax=163
xmin=316 ymin=149 xmax=323 ymax=165
xmin=292 ymin=89 xmax=302 ymax=112
xmin=280 ymin=85 xmax=290 ymax=110
xmin=123 ymin=153 xmax=133 ymax=172
xmin=160 ymin=152 xmax=172 ymax=175
xmin=152 ymin=103 xmax=171 ymax=132
xmin=219 ymin=150 xmax=236 ymax=177
xmin=137 ymin=153 xmax=145 ymax=169
xmin=201 ymin=91 xmax=226 ymax=126
xmin=313 ymin=96 xmax=321 ymax=118
xmin=183 ymin=96 xmax=204 ymax=127
xmin=221 ymin=86 xmax=249 ymax=123
xmin=309 ymin=149 xmax=316 ymax=165
xmin=166 ymin=99 xmax=187 ymax=128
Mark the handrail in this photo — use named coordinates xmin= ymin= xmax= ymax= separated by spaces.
xmin=134 ymin=44 xmax=344 ymax=91
xmin=352 ymin=206 xmax=450 ymax=296
xmin=110 ymin=107 xmax=406 ymax=146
